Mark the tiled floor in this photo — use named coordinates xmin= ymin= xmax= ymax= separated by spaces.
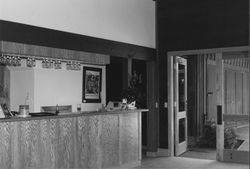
xmin=180 ymin=148 xmax=216 ymax=160
xmin=134 ymin=156 xmax=249 ymax=169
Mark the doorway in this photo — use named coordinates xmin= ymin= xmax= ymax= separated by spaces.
xmin=168 ymin=54 xmax=217 ymax=160
xmin=173 ymin=56 xmax=216 ymax=160
xmin=167 ymin=47 xmax=249 ymax=164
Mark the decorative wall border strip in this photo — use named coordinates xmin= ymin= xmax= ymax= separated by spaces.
xmin=0 ymin=41 xmax=110 ymax=65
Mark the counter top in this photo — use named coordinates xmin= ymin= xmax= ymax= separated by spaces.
xmin=0 ymin=109 xmax=148 ymax=123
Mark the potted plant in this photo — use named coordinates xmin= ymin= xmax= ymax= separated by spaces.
xmin=224 ymin=126 xmax=238 ymax=149
xmin=197 ymin=120 xmax=216 ymax=148
xmin=121 ymin=70 xmax=146 ymax=109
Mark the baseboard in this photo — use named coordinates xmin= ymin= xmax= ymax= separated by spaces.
xmin=157 ymin=148 xmax=171 ymax=156
xmin=146 ymin=149 xmax=171 ymax=157
xmin=188 ymin=136 xmax=196 ymax=147
xmin=110 ymin=161 xmax=141 ymax=169
xmin=146 ymin=151 xmax=158 ymax=157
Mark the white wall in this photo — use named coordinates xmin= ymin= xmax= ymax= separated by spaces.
xmin=0 ymin=0 xmax=155 ymax=48
xmin=8 ymin=67 xmax=35 ymax=112
xmin=8 ymin=61 xmax=106 ymax=112
xmin=0 ymin=1 xmax=3 ymax=19
xmin=33 ymin=61 xmax=106 ymax=112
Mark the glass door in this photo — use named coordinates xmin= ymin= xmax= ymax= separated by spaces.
xmin=174 ymin=57 xmax=188 ymax=156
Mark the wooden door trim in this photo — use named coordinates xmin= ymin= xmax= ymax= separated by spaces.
xmin=215 ymin=53 xmax=224 ymax=161
xmin=146 ymin=60 xmax=159 ymax=153
xmin=167 ymin=46 xmax=249 ymax=57
xmin=167 ymin=55 xmax=174 ymax=156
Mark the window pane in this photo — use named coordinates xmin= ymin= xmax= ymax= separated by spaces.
xmin=178 ymin=64 xmax=185 ymax=112
xmin=179 ymin=118 xmax=186 ymax=143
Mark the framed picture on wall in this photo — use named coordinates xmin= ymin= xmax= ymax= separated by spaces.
xmin=82 ymin=66 xmax=102 ymax=103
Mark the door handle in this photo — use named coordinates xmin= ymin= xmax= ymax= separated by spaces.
xmin=217 ymin=105 xmax=222 ymax=125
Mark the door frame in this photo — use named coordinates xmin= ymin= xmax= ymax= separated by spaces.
xmin=166 ymin=46 xmax=249 ymax=158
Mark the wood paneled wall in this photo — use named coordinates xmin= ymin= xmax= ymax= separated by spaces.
xmin=224 ymin=67 xmax=249 ymax=115
xmin=207 ymin=56 xmax=249 ymax=115
xmin=0 ymin=112 xmax=142 ymax=169
xmin=156 ymin=0 xmax=249 ymax=52
xmin=0 ymin=20 xmax=155 ymax=61
xmin=207 ymin=56 xmax=249 ymax=116
xmin=187 ymin=56 xmax=198 ymax=137
xmin=206 ymin=62 xmax=217 ymax=121
xmin=147 ymin=61 xmax=159 ymax=151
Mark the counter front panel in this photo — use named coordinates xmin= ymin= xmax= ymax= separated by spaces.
xmin=0 ymin=109 xmax=146 ymax=169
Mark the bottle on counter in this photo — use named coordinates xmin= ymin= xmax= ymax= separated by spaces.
xmin=121 ymin=98 xmax=127 ymax=109
xmin=55 ymin=104 xmax=60 ymax=115
xmin=77 ymin=104 xmax=81 ymax=112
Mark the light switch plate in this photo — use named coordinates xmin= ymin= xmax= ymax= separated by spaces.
xmin=164 ymin=102 xmax=168 ymax=108
xmin=155 ymin=102 xmax=158 ymax=108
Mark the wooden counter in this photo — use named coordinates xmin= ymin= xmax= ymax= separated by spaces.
xmin=0 ymin=109 xmax=147 ymax=169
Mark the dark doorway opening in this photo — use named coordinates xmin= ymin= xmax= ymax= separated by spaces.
xmin=106 ymin=56 xmax=127 ymax=104
xmin=179 ymin=55 xmax=216 ymax=160
xmin=132 ymin=59 xmax=147 ymax=146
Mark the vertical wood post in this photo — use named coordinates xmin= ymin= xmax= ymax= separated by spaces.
xmin=197 ymin=55 xmax=206 ymax=138
xmin=203 ymin=56 xmax=207 ymax=122
xmin=146 ymin=61 xmax=158 ymax=153
xmin=215 ymin=53 xmax=224 ymax=161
